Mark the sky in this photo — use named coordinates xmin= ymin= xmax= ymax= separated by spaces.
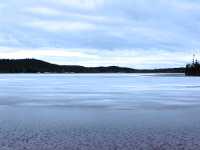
xmin=0 ymin=0 xmax=200 ymax=68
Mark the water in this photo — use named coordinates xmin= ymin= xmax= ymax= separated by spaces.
xmin=0 ymin=73 xmax=200 ymax=150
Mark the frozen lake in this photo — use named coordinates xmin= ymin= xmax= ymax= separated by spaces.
xmin=0 ymin=73 xmax=200 ymax=150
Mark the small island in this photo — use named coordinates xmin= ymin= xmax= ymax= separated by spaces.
xmin=185 ymin=55 xmax=200 ymax=76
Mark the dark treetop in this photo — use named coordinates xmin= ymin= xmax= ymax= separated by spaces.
xmin=185 ymin=61 xmax=200 ymax=76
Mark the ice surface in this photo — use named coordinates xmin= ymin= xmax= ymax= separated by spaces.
xmin=0 ymin=74 xmax=200 ymax=149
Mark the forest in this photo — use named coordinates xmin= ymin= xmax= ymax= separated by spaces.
xmin=0 ymin=59 xmax=185 ymax=73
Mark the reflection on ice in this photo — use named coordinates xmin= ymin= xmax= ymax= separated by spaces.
xmin=0 ymin=74 xmax=200 ymax=110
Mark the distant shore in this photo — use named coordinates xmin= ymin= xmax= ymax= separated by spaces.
xmin=0 ymin=59 xmax=185 ymax=74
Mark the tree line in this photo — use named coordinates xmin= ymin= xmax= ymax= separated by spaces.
xmin=0 ymin=59 xmax=185 ymax=73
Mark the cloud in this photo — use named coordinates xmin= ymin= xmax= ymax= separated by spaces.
xmin=0 ymin=3 xmax=5 ymax=9
xmin=26 ymin=20 xmax=96 ymax=32
xmin=171 ymin=0 xmax=200 ymax=11
xmin=27 ymin=6 xmax=62 ymax=16
xmin=50 ymin=0 xmax=105 ymax=10
xmin=0 ymin=47 xmax=98 ymax=59
xmin=0 ymin=0 xmax=200 ymax=68
xmin=26 ymin=5 xmax=108 ymax=23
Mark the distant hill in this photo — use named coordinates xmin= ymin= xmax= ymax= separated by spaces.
xmin=0 ymin=59 xmax=185 ymax=73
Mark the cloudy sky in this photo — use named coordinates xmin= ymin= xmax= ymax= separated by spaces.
xmin=0 ymin=0 xmax=199 ymax=68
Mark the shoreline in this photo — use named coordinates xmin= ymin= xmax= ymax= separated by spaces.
xmin=0 ymin=58 xmax=185 ymax=74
